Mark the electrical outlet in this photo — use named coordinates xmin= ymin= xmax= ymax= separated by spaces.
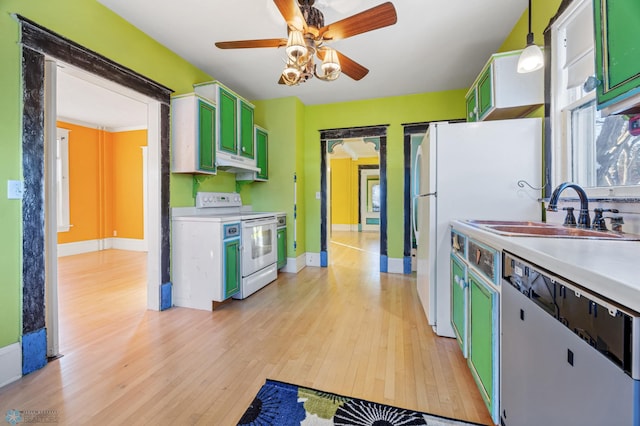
xmin=7 ymin=180 xmax=24 ymax=200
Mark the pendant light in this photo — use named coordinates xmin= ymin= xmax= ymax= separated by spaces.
xmin=517 ymin=0 xmax=544 ymax=73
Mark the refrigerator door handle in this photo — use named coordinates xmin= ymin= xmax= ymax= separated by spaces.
xmin=412 ymin=146 xmax=423 ymax=242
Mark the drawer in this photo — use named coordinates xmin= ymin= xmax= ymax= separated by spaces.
xmin=468 ymin=238 xmax=499 ymax=285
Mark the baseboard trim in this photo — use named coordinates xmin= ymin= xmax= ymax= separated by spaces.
xmin=111 ymin=238 xmax=148 ymax=252
xmin=305 ymin=252 xmax=321 ymax=267
xmin=58 ymin=238 xmax=146 ymax=257
xmin=281 ymin=254 xmax=306 ymax=273
xmin=387 ymin=257 xmax=405 ymax=274
xmin=0 ymin=343 xmax=22 ymax=388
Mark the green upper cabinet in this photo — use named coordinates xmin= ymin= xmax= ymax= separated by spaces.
xmin=239 ymin=101 xmax=255 ymax=159
xmin=477 ymin=66 xmax=493 ymax=119
xmin=194 ymin=81 xmax=260 ymax=175
xmin=237 ymin=125 xmax=269 ymax=182
xmin=465 ymin=50 xmax=544 ymax=121
xmin=593 ymin=0 xmax=640 ymax=115
xmin=171 ymin=93 xmax=217 ymax=174
xmin=197 ymin=100 xmax=216 ymax=173
xmin=465 ymin=86 xmax=478 ymax=122
xmin=218 ymin=87 xmax=238 ymax=155
xmin=255 ymin=126 xmax=268 ymax=181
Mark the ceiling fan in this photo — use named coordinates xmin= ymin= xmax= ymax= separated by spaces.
xmin=215 ymin=0 xmax=397 ymax=85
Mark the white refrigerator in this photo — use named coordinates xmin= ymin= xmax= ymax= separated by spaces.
xmin=413 ymin=118 xmax=542 ymax=337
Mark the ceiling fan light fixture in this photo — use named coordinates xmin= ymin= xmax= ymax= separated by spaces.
xmin=317 ymin=48 xmax=341 ymax=80
xmin=282 ymin=62 xmax=302 ymax=85
xmin=286 ymin=30 xmax=307 ymax=61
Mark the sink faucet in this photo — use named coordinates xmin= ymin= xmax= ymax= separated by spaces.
xmin=547 ymin=182 xmax=590 ymax=228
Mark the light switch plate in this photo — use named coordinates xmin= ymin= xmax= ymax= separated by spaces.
xmin=315 ymin=192 xmax=321 ymax=200
xmin=7 ymin=180 xmax=24 ymax=200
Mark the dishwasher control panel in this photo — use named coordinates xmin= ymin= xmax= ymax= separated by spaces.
xmin=503 ymin=251 xmax=640 ymax=379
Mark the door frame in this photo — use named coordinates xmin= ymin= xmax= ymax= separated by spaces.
xmin=18 ymin=16 xmax=173 ymax=374
xmin=358 ymin=166 xmax=380 ymax=231
xmin=320 ymin=125 xmax=388 ymax=271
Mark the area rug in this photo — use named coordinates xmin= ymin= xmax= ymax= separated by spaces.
xmin=237 ymin=379 xmax=485 ymax=426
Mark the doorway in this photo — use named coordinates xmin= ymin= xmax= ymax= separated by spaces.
xmin=326 ymin=138 xmax=380 ymax=268
xmin=52 ymin=64 xmax=151 ymax=355
xmin=19 ymin=18 xmax=172 ymax=372
xmin=319 ymin=125 xmax=388 ymax=271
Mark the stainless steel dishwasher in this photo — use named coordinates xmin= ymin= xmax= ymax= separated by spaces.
xmin=500 ymin=251 xmax=640 ymax=426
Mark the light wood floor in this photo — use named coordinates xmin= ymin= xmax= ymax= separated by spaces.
xmin=0 ymin=236 xmax=491 ymax=425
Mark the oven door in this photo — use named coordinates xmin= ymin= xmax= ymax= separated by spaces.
xmin=241 ymin=216 xmax=277 ymax=276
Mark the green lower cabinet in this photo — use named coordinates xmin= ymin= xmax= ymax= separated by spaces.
xmin=450 ymin=254 xmax=468 ymax=357
xmin=468 ymin=271 xmax=499 ymax=425
xmin=594 ymin=0 xmax=640 ymax=113
xmin=223 ymin=237 xmax=241 ymax=298
xmin=277 ymin=227 xmax=287 ymax=270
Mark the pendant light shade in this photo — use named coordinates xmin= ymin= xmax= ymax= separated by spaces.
xmin=517 ymin=0 xmax=544 ymax=73
xmin=517 ymin=43 xmax=544 ymax=73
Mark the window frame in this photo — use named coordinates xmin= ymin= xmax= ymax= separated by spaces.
xmin=549 ymin=0 xmax=640 ymax=198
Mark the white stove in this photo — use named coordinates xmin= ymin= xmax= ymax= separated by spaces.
xmin=171 ymin=192 xmax=283 ymax=310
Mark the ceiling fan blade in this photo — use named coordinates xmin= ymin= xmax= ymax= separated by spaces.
xmin=336 ymin=51 xmax=369 ymax=81
xmin=319 ymin=2 xmax=397 ymax=41
xmin=273 ymin=0 xmax=307 ymax=31
xmin=318 ymin=49 xmax=369 ymax=81
xmin=215 ymin=39 xmax=287 ymax=49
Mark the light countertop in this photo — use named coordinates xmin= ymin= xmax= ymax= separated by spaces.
xmin=451 ymin=220 xmax=640 ymax=313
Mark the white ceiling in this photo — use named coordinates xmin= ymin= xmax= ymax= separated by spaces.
xmin=58 ymin=0 xmax=529 ymax=129
xmin=56 ymin=66 xmax=148 ymax=131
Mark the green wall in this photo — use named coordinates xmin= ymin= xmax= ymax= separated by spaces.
xmin=302 ymin=90 xmax=467 ymax=258
xmin=499 ymin=0 xmax=563 ymax=53
xmin=251 ymin=97 xmax=306 ymax=258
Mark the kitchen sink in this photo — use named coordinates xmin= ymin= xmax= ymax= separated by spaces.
xmin=464 ymin=220 xmax=640 ymax=241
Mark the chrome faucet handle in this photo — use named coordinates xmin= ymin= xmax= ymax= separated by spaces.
xmin=562 ymin=207 xmax=577 ymax=227
xmin=592 ymin=208 xmax=619 ymax=231
xmin=608 ymin=216 xmax=624 ymax=233
xmin=592 ymin=208 xmax=607 ymax=231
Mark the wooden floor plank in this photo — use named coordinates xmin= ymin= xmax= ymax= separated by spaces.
xmin=0 ymin=233 xmax=491 ymax=425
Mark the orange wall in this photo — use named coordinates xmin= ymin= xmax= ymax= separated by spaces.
xmin=112 ymin=130 xmax=146 ymax=239
xmin=57 ymin=121 xmax=146 ymax=244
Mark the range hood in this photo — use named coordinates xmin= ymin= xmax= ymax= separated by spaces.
xmin=216 ymin=152 xmax=260 ymax=174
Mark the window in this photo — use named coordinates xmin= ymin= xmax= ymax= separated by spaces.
xmin=550 ymin=0 xmax=640 ymax=197
xmin=56 ymin=128 xmax=70 ymax=232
